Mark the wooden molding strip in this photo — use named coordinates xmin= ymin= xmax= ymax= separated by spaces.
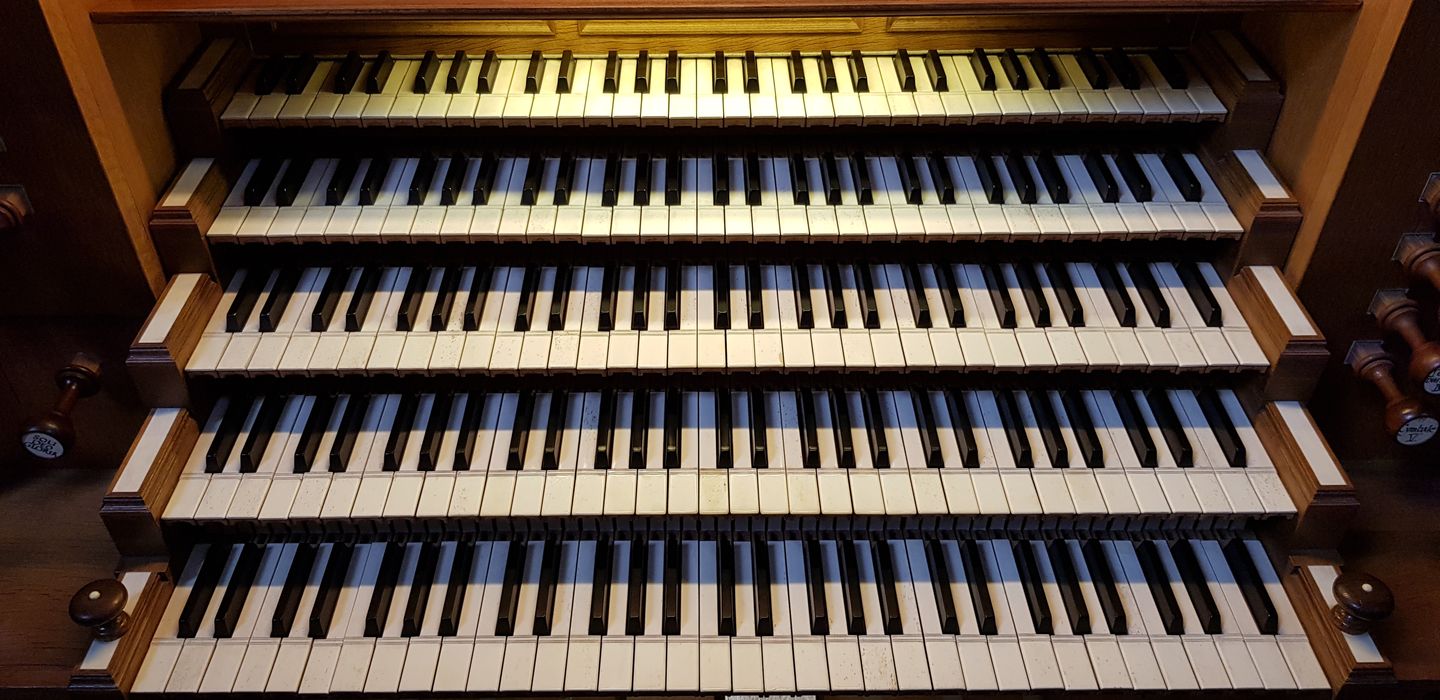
xmin=103 ymin=408 xmax=198 ymax=558
xmin=1283 ymin=563 xmax=1396 ymax=689
xmin=1228 ymin=265 xmax=1328 ymax=401
xmin=128 ymin=273 xmax=221 ymax=408
xmin=1254 ymin=401 xmax=1358 ymax=553
xmin=150 ymin=157 xmax=228 ymax=276
xmin=1204 ymin=147 xmax=1305 ymax=273
xmin=69 ymin=572 xmax=172 ymax=695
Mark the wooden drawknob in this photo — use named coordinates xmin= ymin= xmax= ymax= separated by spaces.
xmin=20 ymin=352 xmax=102 ymax=459
xmin=1372 ymin=290 xmax=1440 ymax=394
xmin=1398 ymin=234 xmax=1440 ymax=292
xmin=1349 ymin=342 xmax=1439 ymax=446
xmin=70 ymin=578 xmax=129 ymax=641
xmin=1331 ymin=572 xmax=1394 ymax=635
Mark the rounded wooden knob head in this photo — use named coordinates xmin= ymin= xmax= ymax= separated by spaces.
xmin=70 ymin=579 xmax=129 ymax=641
xmin=57 ymin=353 xmax=102 ymax=397
xmin=1331 ymin=573 xmax=1394 ymax=635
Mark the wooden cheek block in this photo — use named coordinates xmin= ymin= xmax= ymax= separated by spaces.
xmin=1228 ymin=265 xmax=1328 ymax=401
xmin=1205 ymin=148 xmax=1303 ymax=271
xmin=69 ymin=571 xmax=173 ymax=695
xmin=1255 ymin=401 xmax=1357 ymax=553
xmin=1282 ymin=564 xmax=1395 ymax=689
xmin=128 ymin=273 xmax=221 ymax=408
xmin=150 ymin=157 xmax=230 ymax=275
xmin=102 ymin=408 xmax=198 ymax=557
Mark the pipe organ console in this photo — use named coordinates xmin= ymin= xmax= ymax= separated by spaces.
xmin=46 ymin=0 xmax=1434 ymax=695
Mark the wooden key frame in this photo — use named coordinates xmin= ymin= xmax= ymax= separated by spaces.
xmin=69 ymin=571 xmax=173 ymax=695
xmin=128 ymin=274 xmax=222 ymax=408
xmin=1227 ymin=266 xmax=1329 ymax=401
xmin=1282 ymin=563 xmax=1397 ymax=690
xmin=149 ymin=158 xmax=236 ymax=276
xmin=1201 ymin=147 xmax=1304 ymax=273
xmin=103 ymin=408 xmax=199 ymax=557
xmin=1252 ymin=401 xmax=1358 ymax=553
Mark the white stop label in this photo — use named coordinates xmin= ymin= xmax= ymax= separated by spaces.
xmin=21 ymin=432 xmax=64 ymax=459
xmin=1397 ymin=416 xmax=1439 ymax=446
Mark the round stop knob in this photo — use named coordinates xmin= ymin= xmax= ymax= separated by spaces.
xmin=1331 ymin=572 xmax=1394 ymax=635
xmin=70 ymin=578 xmax=130 ymax=641
xmin=20 ymin=353 xmax=101 ymax=459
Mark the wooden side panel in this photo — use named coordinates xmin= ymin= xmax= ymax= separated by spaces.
xmin=1254 ymin=402 xmax=1357 ymax=553
xmin=69 ymin=572 xmax=172 ymax=695
xmin=102 ymin=409 xmax=197 ymax=557
xmin=1228 ymin=266 xmax=1329 ymax=400
xmin=127 ymin=274 xmax=220 ymax=408
xmin=1282 ymin=563 xmax=1396 ymax=690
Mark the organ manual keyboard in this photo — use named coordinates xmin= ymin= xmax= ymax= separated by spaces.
xmin=59 ymin=1 xmax=1408 ymax=697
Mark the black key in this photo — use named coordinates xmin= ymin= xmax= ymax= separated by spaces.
xmin=1012 ymin=262 xmax=1050 ymax=327
xmin=829 ymin=390 xmax=855 ymax=469
xmin=1105 ymin=48 xmax=1141 ymax=90
xmin=439 ymin=154 xmax=467 ymax=206
xmin=849 ymin=152 xmax=873 ymax=205
xmin=419 ymin=393 xmax=452 ymax=472
xmin=634 ymin=50 xmax=651 ymax=93
xmin=753 ymin=538 xmax=774 ymax=636
xmin=1013 ymin=541 xmax=1052 ymax=634
xmin=839 ymin=540 xmax=865 ymax=635
xmin=472 ymin=154 xmax=498 ymax=204
xmin=872 ymin=540 xmax=903 ymax=634
xmin=750 ymin=391 xmax=769 ymax=468
xmin=596 ymin=390 xmax=616 ymax=469
xmin=603 ymin=51 xmax=620 ymax=93
xmin=664 ymin=50 xmax=681 ymax=94
xmin=329 ymin=394 xmax=369 ymax=472
xmin=365 ymin=541 xmax=404 ymax=637
xmin=714 ymin=263 xmax=731 ymax=330
xmin=430 ymin=267 xmax=459 ymax=332
xmin=589 ymin=537 xmax=613 ymax=635
xmin=797 ymin=390 xmax=820 ymax=468
xmin=625 ymin=538 xmax=648 ymax=635
xmin=856 ymin=264 xmax=880 ymax=329
xmin=959 ymin=539 xmax=997 ymax=635
xmin=892 ymin=49 xmax=916 ymax=91
xmin=495 ymin=540 xmax=527 ymax=636
xmin=274 ymin=158 xmax=313 ymax=207
xmin=534 ymin=538 xmax=562 ymax=635
xmin=1162 ymin=149 xmax=1203 ymax=202
xmin=711 ymin=51 xmax=727 ymax=92
xmin=718 ymin=536 xmax=736 ymax=636
xmin=1060 ymin=390 xmax=1104 ymax=469
xmin=1127 ymin=262 xmax=1170 ymax=327
xmin=744 ymin=152 xmax=762 ymax=205
xmin=253 ymin=55 xmax=287 ymax=95
xmin=206 ymin=396 xmax=251 ymax=473
xmin=911 ymin=389 xmax=943 ymax=468
xmin=1169 ymin=540 xmax=1221 ymax=634
xmin=515 ymin=266 xmax=540 ymax=332
xmin=1076 ymin=48 xmax=1108 ymax=88
xmin=1030 ymin=48 xmax=1060 ymax=89
xmin=663 ymin=388 xmax=681 ymax=469
xmin=542 ymin=391 xmax=568 ymax=471
xmin=1176 ymin=261 xmax=1221 ymax=328
xmin=979 ymin=262 xmax=1016 ymax=329
xmin=272 ymin=543 xmax=318 ymax=637
xmin=414 ymin=50 xmax=440 ymax=94
xmin=969 ymin=48 xmax=996 ymax=90
xmin=524 ymin=50 xmax=545 ymax=93
xmin=1135 ymin=541 xmax=1183 ymax=635
xmin=1112 ymin=390 xmax=1158 ymax=468
xmin=712 ymin=152 xmax=730 ymax=206
xmin=520 ymin=153 xmax=545 ymax=206
xmin=824 ymin=262 xmax=847 ymax=328
xmin=599 ymin=153 xmax=621 ymax=207
xmin=1028 ymin=391 xmax=1067 ymax=468
xmin=325 ymin=157 xmax=361 ymax=206
xmin=476 ymin=51 xmax=499 ymax=93
xmin=662 ymin=536 xmax=681 ymax=635
xmin=462 ymin=265 xmax=494 ymax=331
xmin=1197 ymin=388 xmax=1245 ymax=468
xmin=1046 ymin=540 xmax=1090 ymax=634
xmin=924 ymin=49 xmax=948 ymax=91
xmin=1114 ymin=150 xmax=1152 ymax=202
xmin=446 ymin=51 xmax=470 ymax=94
xmin=629 ymin=391 xmax=649 ymax=469
xmin=634 ymin=153 xmax=651 ymax=207
xmin=1044 ymin=262 xmax=1083 ymax=327
xmin=1083 ymin=151 xmax=1120 ymax=203
xmin=897 ymin=152 xmax=922 ymax=205
xmin=358 ymin=157 xmax=391 ymax=206
xmin=549 ymin=264 xmax=573 ymax=331
xmin=243 ymin=158 xmax=283 ymax=207
xmin=557 ymin=50 xmax=576 ymax=93
xmin=935 ymin=262 xmax=965 ymax=327
xmin=1000 ymin=48 xmax=1028 ymax=89
xmin=508 ymin=391 xmax=535 ymax=470
xmin=258 ymin=267 xmax=300 ymax=332
xmin=663 ymin=263 xmax=680 ymax=330
xmin=632 ymin=264 xmax=651 ymax=330
xmin=1151 ymin=47 xmax=1189 ymax=89
xmin=717 ymin=389 xmax=734 ymax=468
xmin=923 ymin=539 xmax=959 ymax=634
xmin=994 ymin=391 xmax=1034 ymax=468
xmin=944 ymin=389 xmax=981 ymax=468
xmin=804 ymin=538 xmax=828 ymax=635
xmin=927 ymin=152 xmax=956 ymax=204
xmin=862 ymin=388 xmax=890 ymax=468
xmin=794 ymin=264 xmax=814 ymax=329
xmin=787 ymin=50 xmax=806 ymax=93
xmin=743 ymin=50 xmax=760 ymax=93
xmin=847 ymin=50 xmax=868 ymax=91
xmin=383 ymin=393 xmax=419 ymax=471
xmin=746 ymin=263 xmax=764 ymax=330
xmin=1094 ymin=261 xmax=1136 ymax=327
xmin=1081 ymin=539 xmax=1126 ymax=634
xmin=1035 ymin=151 xmax=1069 ymax=204
xmin=213 ymin=543 xmax=263 ymax=639
xmin=333 ymin=51 xmax=363 ymax=94
xmin=295 ymin=394 xmax=334 ymax=475
xmin=597 ymin=264 xmax=618 ymax=332
xmin=439 ymin=541 xmax=475 ymax=636
xmin=973 ymin=151 xmax=1003 ymax=204
xmin=285 ymin=54 xmax=319 ymax=94
xmin=1003 ymin=151 xmax=1036 ymax=204
xmin=364 ymin=51 xmax=394 ymax=94
xmin=238 ymin=394 xmax=284 ymax=473
xmin=402 ymin=542 xmax=440 ymax=637
xmin=453 ymin=392 xmax=484 ymax=471
xmin=395 ymin=266 xmax=428 ymax=332
xmin=408 ymin=155 xmax=439 ymax=205
xmin=309 ymin=543 xmax=354 ymax=638
xmin=1223 ymin=539 xmax=1278 ymax=634
xmin=310 ymin=267 xmax=347 ymax=332
xmin=1143 ymin=389 xmax=1193 ymax=468
xmin=819 ymin=50 xmax=838 ymax=92
xmin=822 ymin=151 xmax=842 ymax=204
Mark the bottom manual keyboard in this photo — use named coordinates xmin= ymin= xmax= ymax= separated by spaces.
xmin=132 ymin=534 xmax=1327 ymax=694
